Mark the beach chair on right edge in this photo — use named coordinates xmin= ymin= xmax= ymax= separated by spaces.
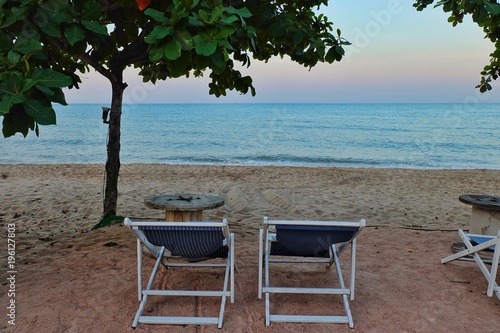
xmin=258 ymin=217 xmax=366 ymax=328
xmin=441 ymin=229 xmax=500 ymax=300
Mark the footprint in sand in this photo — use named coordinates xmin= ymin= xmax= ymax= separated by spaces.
xmin=224 ymin=186 xmax=247 ymax=213
xmin=261 ymin=189 xmax=301 ymax=215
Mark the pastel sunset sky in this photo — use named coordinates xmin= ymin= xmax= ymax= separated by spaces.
xmin=64 ymin=0 xmax=500 ymax=104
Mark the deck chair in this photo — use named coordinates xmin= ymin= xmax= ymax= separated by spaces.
xmin=258 ymin=217 xmax=366 ymax=328
xmin=441 ymin=229 xmax=500 ymax=300
xmin=124 ymin=217 xmax=235 ymax=328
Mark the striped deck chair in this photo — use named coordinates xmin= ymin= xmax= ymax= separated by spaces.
xmin=441 ymin=229 xmax=500 ymax=300
xmin=124 ymin=218 xmax=235 ymax=328
xmin=258 ymin=217 xmax=366 ymax=328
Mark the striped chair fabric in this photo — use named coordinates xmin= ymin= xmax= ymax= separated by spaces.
xmin=469 ymin=235 xmax=496 ymax=251
xmin=139 ymin=226 xmax=227 ymax=259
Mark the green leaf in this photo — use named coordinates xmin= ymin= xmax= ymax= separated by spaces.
xmin=210 ymin=6 xmax=224 ymax=23
xmin=194 ymin=53 xmax=210 ymax=69
xmin=166 ymin=58 xmax=189 ymax=78
xmin=199 ymin=10 xmax=209 ymax=22
xmin=164 ymin=39 xmax=182 ymax=60
xmin=224 ymin=6 xmax=252 ymax=18
xmin=81 ymin=0 xmax=102 ymax=20
xmin=188 ymin=16 xmax=205 ymax=27
xmin=144 ymin=34 xmax=159 ymax=44
xmin=37 ymin=20 xmax=61 ymax=37
xmin=269 ymin=23 xmax=286 ymax=38
xmin=175 ymin=30 xmax=193 ymax=50
xmin=64 ymin=24 xmax=85 ymax=46
xmin=20 ymin=79 xmax=37 ymax=93
xmin=0 ymin=6 xmax=27 ymax=29
xmin=0 ymin=94 xmax=26 ymax=115
xmin=0 ymin=13 xmax=17 ymax=29
xmin=34 ymin=84 xmax=55 ymax=96
xmin=0 ymin=33 xmax=11 ymax=51
xmin=293 ymin=30 xmax=304 ymax=44
xmin=195 ymin=39 xmax=217 ymax=56
xmin=210 ymin=48 xmax=226 ymax=69
xmin=145 ymin=8 xmax=167 ymax=23
xmin=23 ymin=100 xmax=56 ymax=125
xmin=0 ymin=98 xmax=12 ymax=116
xmin=472 ymin=7 xmax=488 ymax=23
xmin=151 ymin=26 xmax=175 ymax=40
xmin=213 ymin=26 xmax=237 ymax=39
xmin=47 ymin=88 xmax=68 ymax=105
xmin=187 ymin=0 xmax=200 ymax=10
xmin=325 ymin=46 xmax=342 ymax=63
xmin=2 ymin=105 xmax=35 ymax=138
xmin=13 ymin=37 xmax=43 ymax=55
xmin=7 ymin=51 xmax=20 ymax=65
xmin=149 ymin=45 xmax=164 ymax=62
xmin=0 ymin=72 xmax=23 ymax=95
xmin=39 ymin=0 xmax=71 ymax=23
xmin=36 ymin=84 xmax=68 ymax=105
xmin=81 ymin=20 xmax=108 ymax=35
xmin=484 ymin=2 xmax=500 ymax=15
xmin=221 ymin=15 xmax=238 ymax=25
xmin=335 ymin=45 xmax=345 ymax=57
xmin=219 ymin=39 xmax=234 ymax=51
xmin=32 ymin=69 xmax=72 ymax=88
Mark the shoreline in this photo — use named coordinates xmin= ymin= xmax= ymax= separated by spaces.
xmin=3 ymin=162 xmax=500 ymax=171
xmin=2 ymin=164 xmax=499 ymax=332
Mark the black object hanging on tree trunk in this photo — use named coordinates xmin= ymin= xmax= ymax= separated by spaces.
xmin=102 ymin=107 xmax=110 ymax=124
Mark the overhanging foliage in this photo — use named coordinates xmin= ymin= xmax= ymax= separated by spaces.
xmin=414 ymin=0 xmax=500 ymax=92
xmin=0 ymin=0 xmax=349 ymax=138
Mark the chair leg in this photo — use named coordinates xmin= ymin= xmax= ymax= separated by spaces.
xmin=350 ymin=238 xmax=357 ymax=301
xmin=488 ymin=246 xmax=500 ymax=297
xmin=258 ymin=229 xmax=264 ymax=299
xmin=132 ymin=246 xmax=166 ymax=328
xmin=218 ymin=261 xmax=229 ymax=329
xmin=333 ymin=245 xmax=354 ymax=328
xmin=137 ymin=239 xmax=142 ymax=301
xmin=217 ymin=237 xmax=234 ymax=329
xmin=230 ymin=233 xmax=235 ymax=303
xmin=265 ymin=292 xmax=271 ymax=326
xmin=264 ymin=228 xmax=271 ymax=326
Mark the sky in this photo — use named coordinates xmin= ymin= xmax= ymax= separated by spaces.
xmin=64 ymin=0 xmax=500 ymax=104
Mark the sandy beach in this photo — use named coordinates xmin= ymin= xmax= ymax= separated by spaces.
xmin=1 ymin=164 xmax=499 ymax=332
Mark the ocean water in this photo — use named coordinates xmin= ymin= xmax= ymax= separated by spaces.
xmin=1 ymin=103 xmax=499 ymax=169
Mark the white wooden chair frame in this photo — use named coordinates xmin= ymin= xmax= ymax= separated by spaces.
xmin=124 ymin=218 xmax=235 ymax=329
xmin=441 ymin=229 xmax=500 ymax=300
xmin=258 ymin=217 xmax=366 ymax=328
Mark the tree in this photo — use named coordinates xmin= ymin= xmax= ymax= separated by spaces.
xmin=413 ymin=0 xmax=500 ymax=92
xmin=0 ymin=0 xmax=349 ymax=217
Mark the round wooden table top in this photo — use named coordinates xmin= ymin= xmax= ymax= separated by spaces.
xmin=459 ymin=194 xmax=500 ymax=211
xmin=144 ymin=193 xmax=225 ymax=212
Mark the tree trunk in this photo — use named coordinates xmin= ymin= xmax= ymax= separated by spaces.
xmin=102 ymin=82 xmax=125 ymax=217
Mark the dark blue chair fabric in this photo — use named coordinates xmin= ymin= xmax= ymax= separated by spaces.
xmin=139 ymin=226 xmax=227 ymax=259
xmin=271 ymin=225 xmax=359 ymax=257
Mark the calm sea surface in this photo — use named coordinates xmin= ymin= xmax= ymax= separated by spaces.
xmin=1 ymin=103 xmax=499 ymax=169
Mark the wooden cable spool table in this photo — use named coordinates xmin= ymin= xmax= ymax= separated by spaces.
xmin=459 ymin=194 xmax=500 ymax=235
xmin=144 ymin=193 xmax=225 ymax=222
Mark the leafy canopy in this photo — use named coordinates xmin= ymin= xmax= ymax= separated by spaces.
xmin=414 ymin=0 xmax=500 ymax=92
xmin=0 ymin=0 xmax=349 ymax=137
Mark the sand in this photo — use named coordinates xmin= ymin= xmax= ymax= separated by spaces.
xmin=1 ymin=164 xmax=499 ymax=333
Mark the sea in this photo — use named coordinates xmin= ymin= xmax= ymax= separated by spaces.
xmin=1 ymin=103 xmax=499 ymax=169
